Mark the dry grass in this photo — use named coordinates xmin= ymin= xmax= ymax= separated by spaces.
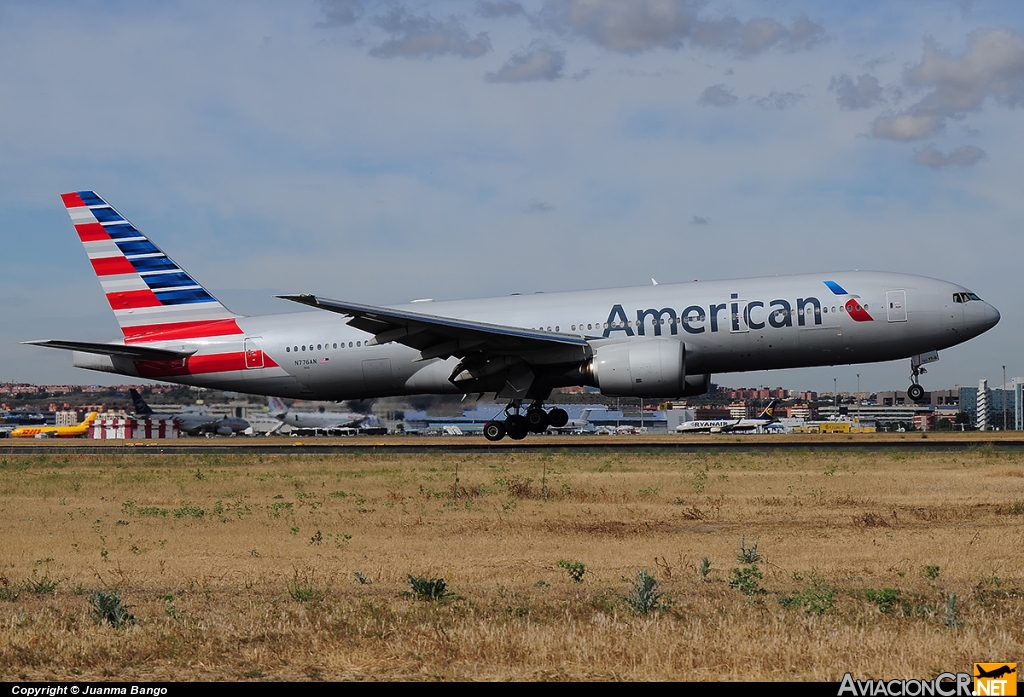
xmin=0 ymin=447 xmax=1022 ymax=681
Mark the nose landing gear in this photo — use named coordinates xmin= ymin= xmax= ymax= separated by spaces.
xmin=907 ymin=353 xmax=937 ymax=403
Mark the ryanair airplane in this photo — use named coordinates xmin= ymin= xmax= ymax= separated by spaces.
xmin=677 ymin=400 xmax=779 ymax=433
xmin=26 ymin=192 xmax=1000 ymax=441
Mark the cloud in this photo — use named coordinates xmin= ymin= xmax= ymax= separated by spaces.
xmin=477 ymin=1 xmax=526 ymax=18
xmin=319 ymin=0 xmax=363 ymax=26
xmin=536 ymin=0 xmax=825 ymax=55
xmin=752 ymin=90 xmax=804 ymax=110
xmin=873 ymin=28 xmax=1024 ymax=140
xmin=370 ymin=8 xmax=492 ymax=59
xmin=697 ymin=83 xmax=737 ymax=107
xmin=486 ymin=40 xmax=565 ymax=82
xmin=830 ymin=74 xmax=884 ymax=110
xmin=691 ymin=215 xmax=710 ymax=225
xmin=913 ymin=144 xmax=987 ymax=168
xmin=527 ymin=199 xmax=554 ymax=213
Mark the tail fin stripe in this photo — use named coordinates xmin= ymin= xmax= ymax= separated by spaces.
xmin=107 ymin=290 xmax=162 ymax=310
xmin=76 ymin=191 xmax=106 ymax=206
xmin=75 ymin=223 xmax=109 ymax=242
xmin=91 ymin=257 xmax=137 ymax=276
xmin=61 ymin=192 xmax=86 ymax=208
xmin=128 ymin=256 xmax=178 ymax=273
xmin=91 ymin=207 xmax=124 ymax=223
xmin=104 ymin=224 xmax=144 ymax=239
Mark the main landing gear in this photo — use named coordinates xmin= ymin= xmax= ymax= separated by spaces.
xmin=483 ymin=401 xmax=569 ymax=441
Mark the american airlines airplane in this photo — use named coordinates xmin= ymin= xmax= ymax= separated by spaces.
xmin=26 ymin=192 xmax=1000 ymax=441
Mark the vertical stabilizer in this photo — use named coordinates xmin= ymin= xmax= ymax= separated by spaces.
xmin=61 ymin=191 xmax=241 ymax=343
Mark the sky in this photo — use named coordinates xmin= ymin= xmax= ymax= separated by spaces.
xmin=1 ymin=0 xmax=1021 ymax=394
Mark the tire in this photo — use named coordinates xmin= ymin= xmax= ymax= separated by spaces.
xmin=505 ymin=415 xmax=529 ymax=441
xmin=908 ymin=384 xmax=925 ymax=401
xmin=483 ymin=421 xmax=506 ymax=442
xmin=548 ymin=408 xmax=569 ymax=428
xmin=525 ymin=409 xmax=550 ymax=432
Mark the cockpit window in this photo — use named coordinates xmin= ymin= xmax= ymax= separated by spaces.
xmin=954 ymin=292 xmax=983 ymax=303
xmin=967 ymin=292 xmax=981 ymax=301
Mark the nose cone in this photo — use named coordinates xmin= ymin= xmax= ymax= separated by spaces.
xmin=984 ymin=302 xmax=1000 ymax=331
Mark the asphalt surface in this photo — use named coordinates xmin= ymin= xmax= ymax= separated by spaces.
xmin=1 ymin=433 xmax=1023 ymax=454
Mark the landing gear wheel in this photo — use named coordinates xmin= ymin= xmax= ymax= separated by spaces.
xmin=483 ymin=421 xmax=506 ymax=442
xmin=907 ymin=384 xmax=925 ymax=402
xmin=505 ymin=415 xmax=529 ymax=441
xmin=525 ymin=409 xmax=550 ymax=433
xmin=548 ymin=408 xmax=569 ymax=428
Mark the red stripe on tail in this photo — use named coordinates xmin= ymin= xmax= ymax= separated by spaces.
xmin=123 ymin=319 xmax=244 ymax=343
xmin=76 ymin=223 xmax=109 ymax=242
xmin=61 ymin=192 xmax=86 ymax=208
xmin=91 ymin=256 xmax=136 ymax=276
xmin=106 ymin=289 xmax=161 ymax=310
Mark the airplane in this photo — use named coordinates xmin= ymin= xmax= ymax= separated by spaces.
xmin=547 ymin=408 xmax=594 ymax=433
xmin=128 ymin=388 xmax=250 ymax=436
xmin=11 ymin=412 xmax=98 ymax=438
xmin=26 ymin=192 xmax=1000 ymax=442
xmin=265 ymin=396 xmax=377 ymax=433
xmin=677 ymin=399 xmax=779 ymax=433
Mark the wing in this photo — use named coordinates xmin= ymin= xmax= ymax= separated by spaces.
xmin=22 ymin=339 xmax=197 ymax=360
xmin=278 ymin=294 xmax=590 ymax=361
xmin=278 ymin=294 xmax=593 ymax=398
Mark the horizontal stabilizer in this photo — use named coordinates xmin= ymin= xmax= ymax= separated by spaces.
xmin=22 ymin=339 xmax=196 ymax=361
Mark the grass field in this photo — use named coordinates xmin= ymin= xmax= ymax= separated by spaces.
xmin=0 ymin=446 xmax=1021 ymax=681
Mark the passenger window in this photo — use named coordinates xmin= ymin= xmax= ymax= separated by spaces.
xmin=286 ymin=347 xmax=290 ymax=352
xmin=317 ymin=344 xmax=322 ymax=350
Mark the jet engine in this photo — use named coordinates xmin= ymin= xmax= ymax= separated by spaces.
xmin=583 ymin=338 xmax=705 ymax=398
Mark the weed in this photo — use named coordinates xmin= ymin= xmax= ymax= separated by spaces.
xmin=405 ymin=574 xmax=450 ymax=600
xmin=943 ymin=593 xmax=959 ymax=628
xmin=557 ymin=559 xmax=586 ymax=583
xmin=288 ymin=577 xmax=327 ymax=603
xmin=26 ymin=574 xmax=59 ymax=595
xmin=865 ymin=587 xmax=901 ymax=614
xmin=310 ymin=530 xmax=323 ymax=545
xmin=1007 ymin=501 xmax=1024 ymax=515
xmin=353 ymin=572 xmax=371 ymax=585
xmin=729 ymin=565 xmax=764 ymax=597
xmin=780 ymin=582 xmax=836 ymax=614
xmin=87 ymin=589 xmax=135 ymax=628
xmin=692 ymin=468 xmax=707 ymax=494
xmin=699 ymin=556 xmax=712 ymax=581
xmin=173 ymin=503 xmax=205 ymax=519
xmin=0 ymin=576 xmax=21 ymax=602
xmin=638 ymin=486 xmax=660 ymax=497
xmin=735 ymin=535 xmax=761 ymax=564
xmin=823 ymin=463 xmax=838 ymax=476
xmin=925 ymin=565 xmax=940 ymax=581
xmin=534 ymin=580 xmax=549 ymax=587
xmin=625 ymin=569 xmax=662 ymax=615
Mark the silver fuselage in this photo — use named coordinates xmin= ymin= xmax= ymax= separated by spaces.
xmin=78 ymin=271 xmax=999 ymax=400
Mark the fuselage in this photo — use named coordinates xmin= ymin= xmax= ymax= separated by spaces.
xmin=78 ymin=270 xmax=999 ymax=401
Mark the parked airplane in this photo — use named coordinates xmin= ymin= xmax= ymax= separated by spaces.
xmin=677 ymin=399 xmax=779 ymax=433
xmin=547 ymin=408 xmax=594 ymax=433
xmin=27 ymin=192 xmax=1000 ymax=441
xmin=11 ymin=412 xmax=98 ymax=438
xmin=266 ymin=396 xmax=376 ymax=433
xmin=129 ymin=389 xmax=249 ymax=436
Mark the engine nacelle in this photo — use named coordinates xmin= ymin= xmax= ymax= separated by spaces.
xmin=587 ymin=339 xmax=687 ymax=398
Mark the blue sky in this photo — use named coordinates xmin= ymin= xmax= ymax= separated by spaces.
xmin=1 ymin=0 xmax=1021 ymax=393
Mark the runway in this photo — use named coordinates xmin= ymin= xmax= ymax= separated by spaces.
xmin=2 ymin=432 xmax=1023 ymax=454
